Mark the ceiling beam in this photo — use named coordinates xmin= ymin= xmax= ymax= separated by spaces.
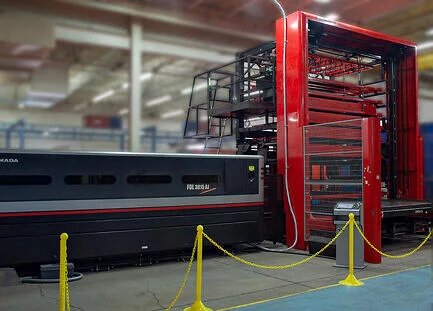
xmin=189 ymin=0 xmax=205 ymax=10
xmin=367 ymin=0 xmax=433 ymax=31
xmin=55 ymin=25 xmax=234 ymax=63
xmin=58 ymin=0 xmax=273 ymax=42
xmin=227 ymin=0 xmax=259 ymax=18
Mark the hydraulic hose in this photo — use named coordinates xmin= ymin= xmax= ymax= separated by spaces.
xmin=269 ymin=0 xmax=299 ymax=249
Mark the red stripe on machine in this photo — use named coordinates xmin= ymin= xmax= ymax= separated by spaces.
xmin=0 ymin=202 xmax=264 ymax=218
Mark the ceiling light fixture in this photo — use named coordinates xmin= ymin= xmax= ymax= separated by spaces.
xmin=19 ymin=100 xmax=55 ymax=109
xmin=161 ymin=109 xmax=184 ymax=119
xmin=323 ymin=13 xmax=339 ymax=21
xmin=314 ymin=0 xmax=331 ymax=3
xmin=140 ymin=72 xmax=153 ymax=81
xmin=180 ymin=82 xmax=206 ymax=95
xmin=426 ymin=28 xmax=433 ymax=36
xmin=118 ymin=108 xmax=129 ymax=116
xmin=122 ymin=82 xmax=129 ymax=89
xmin=180 ymin=80 xmax=216 ymax=95
xmin=146 ymin=94 xmax=172 ymax=107
xmin=92 ymin=89 xmax=114 ymax=103
xmin=418 ymin=40 xmax=433 ymax=51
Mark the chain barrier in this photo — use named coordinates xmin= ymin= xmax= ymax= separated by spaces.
xmin=166 ymin=236 xmax=198 ymax=311
xmin=59 ymin=233 xmax=70 ymax=311
xmin=202 ymin=220 xmax=349 ymax=270
xmin=65 ymin=242 xmax=70 ymax=311
xmin=354 ymin=221 xmax=433 ymax=259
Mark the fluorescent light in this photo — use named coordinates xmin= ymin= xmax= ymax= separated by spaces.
xmin=122 ymin=82 xmax=129 ymax=89
xmin=20 ymin=100 xmax=55 ymax=109
xmin=418 ymin=41 xmax=433 ymax=51
xmin=28 ymin=91 xmax=66 ymax=100
xmin=314 ymin=0 xmax=330 ymax=3
xmin=146 ymin=94 xmax=172 ymax=107
xmin=324 ymin=13 xmax=339 ymax=21
xmin=92 ymin=89 xmax=114 ymax=103
xmin=185 ymin=143 xmax=205 ymax=151
xmin=161 ymin=109 xmax=183 ymax=119
xmin=426 ymin=28 xmax=433 ymax=36
xmin=180 ymin=80 xmax=216 ymax=95
xmin=118 ymin=108 xmax=129 ymax=116
xmin=140 ymin=72 xmax=153 ymax=81
xmin=181 ymin=82 xmax=206 ymax=95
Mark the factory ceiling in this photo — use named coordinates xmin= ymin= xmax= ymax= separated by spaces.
xmin=0 ymin=0 xmax=431 ymax=119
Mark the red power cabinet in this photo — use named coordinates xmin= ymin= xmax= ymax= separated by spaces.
xmin=276 ymin=12 xmax=423 ymax=263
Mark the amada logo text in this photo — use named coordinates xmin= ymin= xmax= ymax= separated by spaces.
xmin=0 ymin=158 xmax=19 ymax=163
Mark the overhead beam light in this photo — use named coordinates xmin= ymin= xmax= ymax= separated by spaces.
xmin=418 ymin=41 xmax=433 ymax=51
xmin=323 ymin=13 xmax=339 ymax=21
xmin=180 ymin=80 xmax=216 ymax=95
xmin=180 ymin=82 xmax=207 ymax=95
xmin=19 ymin=100 xmax=55 ymax=109
xmin=146 ymin=94 xmax=172 ymax=107
xmin=161 ymin=109 xmax=184 ymax=119
xmin=118 ymin=108 xmax=129 ymax=116
xmin=140 ymin=72 xmax=153 ymax=81
xmin=92 ymin=89 xmax=114 ymax=103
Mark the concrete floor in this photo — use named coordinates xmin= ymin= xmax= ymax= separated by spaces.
xmin=0 ymin=240 xmax=431 ymax=311
xmin=234 ymin=266 xmax=433 ymax=311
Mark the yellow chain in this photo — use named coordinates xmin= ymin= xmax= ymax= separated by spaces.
xmin=354 ymin=221 xmax=433 ymax=259
xmin=202 ymin=220 xmax=349 ymax=269
xmin=65 ymin=243 xmax=70 ymax=311
xmin=166 ymin=236 xmax=198 ymax=311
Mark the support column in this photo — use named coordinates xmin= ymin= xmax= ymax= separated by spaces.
xmin=128 ymin=19 xmax=142 ymax=152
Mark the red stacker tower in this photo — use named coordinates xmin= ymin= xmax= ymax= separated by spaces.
xmin=184 ymin=11 xmax=429 ymax=264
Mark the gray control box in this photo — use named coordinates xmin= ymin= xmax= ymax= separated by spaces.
xmin=333 ymin=201 xmax=366 ymax=269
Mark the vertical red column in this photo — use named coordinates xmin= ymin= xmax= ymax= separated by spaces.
xmin=362 ymin=117 xmax=382 ymax=264
xmin=276 ymin=12 xmax=309 ymax=250
xmin=397 ymin=48 xmax=423 ymax=200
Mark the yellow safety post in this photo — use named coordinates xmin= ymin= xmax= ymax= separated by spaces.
xmin=59 ymin=233 xmax=69 ymax=311
xmin=184 ymin=225 xmax=212 ymax=311
xmin=339 ymin=213 xmax=363 ymax=287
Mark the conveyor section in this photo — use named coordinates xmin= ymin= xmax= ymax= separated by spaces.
xmin=381 ymin=200 xmax=432 ymax=218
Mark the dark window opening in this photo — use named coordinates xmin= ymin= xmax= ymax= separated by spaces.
xmin=0 ymin=175 xmax=52 ymax=185
xmin=127 ymin=175 xmax=172 ymax=184
xmin=181 ymin=175 xmax=220 ymax=184
xmin=64 ymin=175 xmax=116 ymax=185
